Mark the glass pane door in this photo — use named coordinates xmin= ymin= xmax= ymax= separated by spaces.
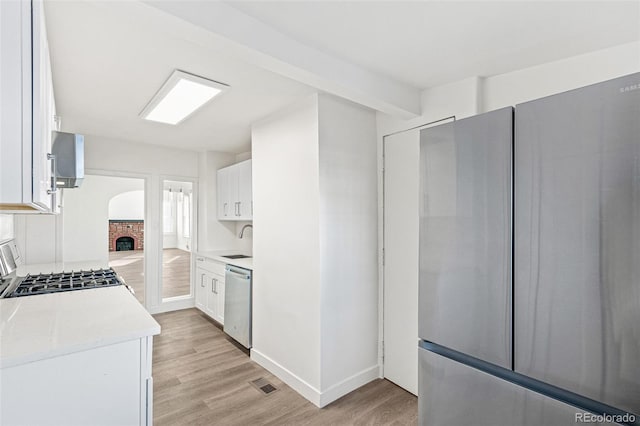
xmin=161 ymin=180 xmax=193 ymax=300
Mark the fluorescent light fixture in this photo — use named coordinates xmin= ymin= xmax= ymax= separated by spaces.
xmin=140 ymin=70 xmax=229 ymax=125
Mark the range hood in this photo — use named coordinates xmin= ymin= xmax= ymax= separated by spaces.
xmin=52 ymin=132 xmax=84 ymax=188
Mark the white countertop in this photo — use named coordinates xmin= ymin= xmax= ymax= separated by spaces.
xmin=197 ymin=250 xmax=253 ymax=270
xmin=0 ymin=286 xmax=160 ymax=369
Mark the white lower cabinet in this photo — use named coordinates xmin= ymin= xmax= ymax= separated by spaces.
xmin=0 ymin=337 xmax=154 ymax=426
xmin=195 ymin=257 xmax=226 ymax=324
xmin=208 ymin=271 xmax=225 ymax=324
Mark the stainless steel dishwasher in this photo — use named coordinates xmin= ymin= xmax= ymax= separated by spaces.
xmin=223 ymin=265 xmax=252 ymax=348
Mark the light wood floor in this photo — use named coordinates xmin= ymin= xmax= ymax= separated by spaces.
xmin=159 ymin=249 xmax=191 ymax=299
xmin=108 ymin=248 xmax=192 ymax=304
xmin=152 ymin=309 xmax=418 ymax=425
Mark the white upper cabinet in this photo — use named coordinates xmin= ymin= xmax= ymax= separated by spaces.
xmin=216 ymin=166 xmax=231 ymax=219
xmin=237 ymin=160 xmax=252 ymax=219
xmin=217 ymin=159 xmax=252 ymax=221
xmin=0 ymin=0 xmax=58 ymax=213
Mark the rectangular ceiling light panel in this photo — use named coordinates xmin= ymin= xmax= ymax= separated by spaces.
xmin=141 ymin=70 xmax=229 ymax=125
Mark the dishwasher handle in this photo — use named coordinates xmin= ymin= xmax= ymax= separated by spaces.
xmin=225 ymin=266 xmax=251 ymax=280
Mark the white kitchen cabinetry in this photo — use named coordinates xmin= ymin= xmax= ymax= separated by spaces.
xmin=1 ymin=337 xmax=154 ymax=426
xmin=217 ymin=160 xmax=252 ymax=221
xmin=0 ymin=0 xmax=59 ymax=213
xmin=216 ymin=167 xmax=231 ymax=219
xmin=238 ymin=160 xmax=252 ymax=219
xmin=0 ymin=286 xmax=159 ymax=425
xmin=195 ymin=256 xmax=226 ymax=324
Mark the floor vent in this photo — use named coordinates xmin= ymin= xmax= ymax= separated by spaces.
xmin=250 ymin=377 xmax=278 ymax=395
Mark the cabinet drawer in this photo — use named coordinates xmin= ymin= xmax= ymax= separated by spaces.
xmin=195 ymin=256 xmax=226 ymax=275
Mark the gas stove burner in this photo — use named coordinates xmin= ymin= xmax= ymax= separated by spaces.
xmin=7 ymin=268 xmax=124 ymax=298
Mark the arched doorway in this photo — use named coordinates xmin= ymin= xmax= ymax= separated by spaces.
xmin=107 ymin=187 xmax=145 ymax=305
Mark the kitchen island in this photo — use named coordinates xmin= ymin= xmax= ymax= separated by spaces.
xmin=0 ymin=286 xmax=160 ymax=426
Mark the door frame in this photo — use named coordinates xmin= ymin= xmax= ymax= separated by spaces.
xmin=379 ymin=117 xmax=455 ymax=387
xmin=86 ymin=169 xmax=198 ymax=314
xmin=154 ymin=174 xmax=198 ymax=314
xmin=85 ymin=168 xmax=151 ymax=307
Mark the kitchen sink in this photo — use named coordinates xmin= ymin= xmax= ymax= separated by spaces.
xmin=222 ymin=254 xmax=252 ymax=259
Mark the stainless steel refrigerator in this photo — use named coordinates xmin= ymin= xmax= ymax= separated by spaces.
xmin=418 ymin=73 xmax=640 ymax=425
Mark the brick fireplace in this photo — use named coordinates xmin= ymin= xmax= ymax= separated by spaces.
xmin=109 ymin=220 xmax=144 ymax=251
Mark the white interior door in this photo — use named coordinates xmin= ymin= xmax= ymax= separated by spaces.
xmin=383 ymin=130 xmax=419 ymax=395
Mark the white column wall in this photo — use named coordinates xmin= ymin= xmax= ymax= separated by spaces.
xmin=251 ymin=95 xmax=323 ymax=400
xmin=317 ymin=94 xmax=379 ymax=401
xmin=251 ymin=93 xmax=379 ymax=407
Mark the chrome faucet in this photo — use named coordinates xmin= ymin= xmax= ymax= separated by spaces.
xmin=239 ymin=224 xmax=253 ymax=239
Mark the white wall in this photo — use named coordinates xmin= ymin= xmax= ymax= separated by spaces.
xmin=109 ymin=191 xmax=144 ymax=220
xmin=377 ymin=41 xmax=640 ymax=139
xmin=198 ymin=151 xmax=238 ymax=252
xmin=233 ymin=221 xmax=253 ymax=254
xmin=0 ymin=214 xmax=13 ymax=241
xmin=199 ymin=150 xmax=254 ymax=254
xmin=317 ymin=95 xmax=379 ymax=397
xmin=233 ymin=152 xmax=254 ymax=254
xmin=14 ymin=214 xmax=62 ymax=264
xmin=85 ymin=135 xmax=199 ymax=178
xmin=16 ymin=135 xmax=199 ymax=266
xmin=251 ymin=93 xmax=378 ymax=407
xmin=483 ymin=41 xmax=640 ymax=111
xmin=63 ymin=175 xmax=144 ymax=263
xmin=252 ymin=95 xmax=322 ymax=402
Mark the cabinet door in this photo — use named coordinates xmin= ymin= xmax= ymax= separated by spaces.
xmin=208 ymin=272 xmax=225 ymax=324
xmin=194 ymin=267 xmax=207 ymax=311
xmin=216 ymin=277 xmax=225 ymax=324
xmin=31 ymin=0 xmax=55 ymax=211
xmin=217 ymin=168 xmax=230 ymax=219
xmin=0 ymin=0 xmax=29 ymax=204
xmin=228 ymin=168 xmax=240 ymax=219
xmin=204 ymin=273 xmax=215 ymax=318
xmin=217 ymin=161 xmax=253 ymax=221
xmin=0 ymin=0 xmax=55 ymax=212
xmin=238 ymin=160 xmax=252 ymax=219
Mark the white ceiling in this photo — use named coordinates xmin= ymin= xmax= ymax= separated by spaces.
xmin=46 ymin=1 xmax=640 ymax=153
xmin=228 ymin=1 xmax=640 ymax=89
xmin=45 ymin=1 xmax=316 ymax=153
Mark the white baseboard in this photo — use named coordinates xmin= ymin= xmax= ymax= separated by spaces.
xmin=250 ymin=348 xmax=379 ymax=408
xmin=250 ymin=348 xmax=322 ymax=406
xmin=318 ymin=364 xmax=379 ymax=407
xmin=147 ymin=297 xmax=195 ymax=314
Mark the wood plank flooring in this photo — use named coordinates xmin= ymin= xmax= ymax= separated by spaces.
xmin=159 ymin=249 xmax=191 ymax=299
xmin=108 ymin=248 xmax=191 ymax=304
xmin=153 ymin=309 xmax=418 ymax=425
xmin=109 ymin=250 xmax=145 ymax=303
